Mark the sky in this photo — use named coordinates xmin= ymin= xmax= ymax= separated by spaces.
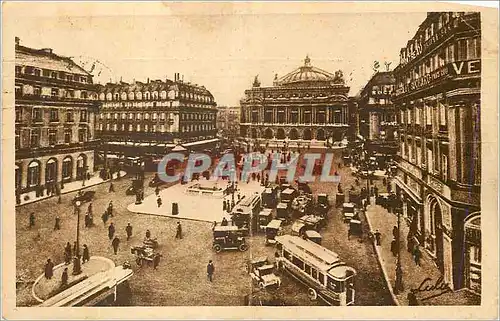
xmin=12 ymin=4 xmax=428 ymax=106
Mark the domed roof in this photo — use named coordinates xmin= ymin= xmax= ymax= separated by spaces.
xmin=276 ymin=56 xmax=340 ymax=86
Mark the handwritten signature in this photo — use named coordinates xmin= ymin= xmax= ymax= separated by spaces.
xmin=411 ymin=276 xmax=452 ymax=302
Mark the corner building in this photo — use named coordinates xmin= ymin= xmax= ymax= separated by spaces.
xmin=95 ymin=73 xmax=217 ymax=158
xmin=393 ymin=12 xmax=481 ymax=293
xmin=239 ymin=56 xmax=351 ymax=145
xmin=15 ymin=38 xmax=100 ymax=202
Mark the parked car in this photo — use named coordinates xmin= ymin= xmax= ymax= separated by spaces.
xmin=212 ymin=226 xmax=248 ymax=253
xmin=248 ymin=257 xmax=281 ymax=289
xmin=265 ymin=219 xmax=282 ymax=245
xmin=72 ymin=191 xmax=95 ymax=204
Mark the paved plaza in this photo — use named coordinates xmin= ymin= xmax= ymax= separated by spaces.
xmin=127 ymin=178 xmax=265 ymax=222
xmin=16 ymin=150 xmax=392 ymax=306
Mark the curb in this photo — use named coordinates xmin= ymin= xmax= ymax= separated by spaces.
xmin=364 ymin=204 xmax=401 ymax=306
xmin=16 ymin=171 xmax=127 ymax=208
xmin=128 ymin=208 xmax=214 ymax=224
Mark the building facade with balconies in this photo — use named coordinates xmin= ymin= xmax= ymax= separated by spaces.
xmin=95 ymin=73 xmax=217 ymax=159
xmin=239 ymin=56 xmax=351 ymax=145
xmin=357 ymin=71 xmax=398 ymax=155
xmin=392 ymin=12 xmax=481 ymax=293
xmin=15 ymin=38 xmax=100 ymax=203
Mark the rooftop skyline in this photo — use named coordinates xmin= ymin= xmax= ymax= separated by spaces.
xmin=14 ymin=8 xmax=427 ymax=106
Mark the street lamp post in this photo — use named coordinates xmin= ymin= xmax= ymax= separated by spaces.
xmin=394 ymin=198 xmax=404 ymax=294
xmin=73 ymin=200 xmax=82 ymax=275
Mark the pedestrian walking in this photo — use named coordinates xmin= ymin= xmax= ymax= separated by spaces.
xmin=84 ymin=213 xmax=90 ymax=228
xmin=157 ymin=196 xmax=162 ymax=208
xmin=109 ymin=182 xmax=115 ymax=193
xmin=82 ymin=244 xmax=90 ymax=264
xmin=54 ymin=216 xmax=61 ymax=230
xmin=392 ymin=226 xmax=399 ymax=240
xmin=61 ymin=267 xmax=68 ymax=287
xmin=73 ymin=241 xmax=78 ymax=256
xmin=108 ymin=223 xmax=115 ymax=240
xmin=413 ymin=244 xmax=421 ymax=266
xmin=175 ymin=222 xmax=183 ymax=239
xmin=347 ymin=227 xmax=352 ymax=240
xmin=29 ymin=212 xmax=35 ymax=228
xmin=374 ymin=186 xmax=379 ymax=198
xmin=87 ymin=203 xmax=93 ymax=215
xmin=108 ymin=201 xmax=114 ymax=217
xmin=88 ymin=213 xmax=94 ymax=227
xmin=102 ymin=210 xmax=109 ymax=226
xmin=44 ymin=259 xmax=54 ymax=279
xmin=125 ymin=223 xmax=133 ymax=240
xmin=374 ymin=230 xmax=382 ymax=246
xmin=155 ymin=186 xmax=160 ymax=196
xmin=223 ymin=200 xmax=227 ymax=211
xmin=391 ymin=238 xmax=398 ymax=257
xmin=64 ymin=242 xmax=72 ymax=264
xmin=207 ymin=260 xmax=215 ymax=282
xmin=153 ymin=253 xmax=161 ymax=270
xmin=111 ymin=236 xmax=120 ymax=255
xmin=145 ymin=229 xmax=151 ymax=239
xmin=407 ymin=231 xmax=414 ymax=253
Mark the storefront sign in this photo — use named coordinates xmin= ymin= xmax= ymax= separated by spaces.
xmin=450 ymin=59 xmax=481 ymax=76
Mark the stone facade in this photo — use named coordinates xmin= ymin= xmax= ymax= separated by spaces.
xmin=239 ymin=56 xmax=351 ymax=145
xmin=15 ymin=38 xmax=100 ymax=198
xmin=95 ymin=73 xmax=218 ymax=156
xmin=392 ymin=12 xmax=481 ymax=291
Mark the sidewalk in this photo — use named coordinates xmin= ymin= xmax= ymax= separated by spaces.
xmin=32 ymin=256 xmax=115 ymax=303
xmin=17 ymin=171 xmax=127 ymax=207
xmin=364 ymin=199 xmax=443 ymax=305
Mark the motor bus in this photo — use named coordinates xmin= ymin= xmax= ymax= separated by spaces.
xmin=275 ymin=235 xmax=357 ymax=306
xmin=231 ymin=193 xmax=262 ymax=232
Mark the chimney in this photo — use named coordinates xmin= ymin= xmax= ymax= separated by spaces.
xmin=147 ymin=78 xmax=150 ymax=84
xmin=181 ymin=74 xmax=184 ymax=82
xmin=15 ymin=37 xmax=20 ymax=46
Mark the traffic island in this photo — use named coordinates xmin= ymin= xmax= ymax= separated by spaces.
xmin=32 ymin=256 xmax=115 ymax=303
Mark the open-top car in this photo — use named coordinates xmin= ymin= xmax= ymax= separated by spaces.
xmin=212 ymin=226 xmax=248 ymax=253
xmin=72 ymin=190 xmax=95 ymax=204
xmin=249 ymin=257 xmax=281 ymax=289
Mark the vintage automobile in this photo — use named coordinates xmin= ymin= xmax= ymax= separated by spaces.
xmin=265 ymin=219 xmax=282 ymax=245
xmin=291 ymin=194 xmax=313 ymax=216
xmin=317 ymin=193 xmax=330 ymax=210
xmin=212 ymin=226 xmax=248 ymax=253
xmin=249 ymin=257 xmax=281 ymax=289
xmin=72 ymin=191 xmax=95 ymax=204
xmin=304 ymin=230 xmax=322 ymax=244
xmin=349 ymin=219 xmax=363 ymax=237
xmin=280 ymin=188 xmax=298 ymax=204
xmin=291 ymin=215 xmax=326 ymax=236
xmin=342 ymin=203 xmax=356 ymax=222
xmin=276 ymin=202 xmax=290 ymax=221
xmin=262 ymin=186 xmax=279 ymax=208
xmin=258 ymin=209 xmax=273 ymax=232
xmin=130 ymin=245 xmax=161 ymax=267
